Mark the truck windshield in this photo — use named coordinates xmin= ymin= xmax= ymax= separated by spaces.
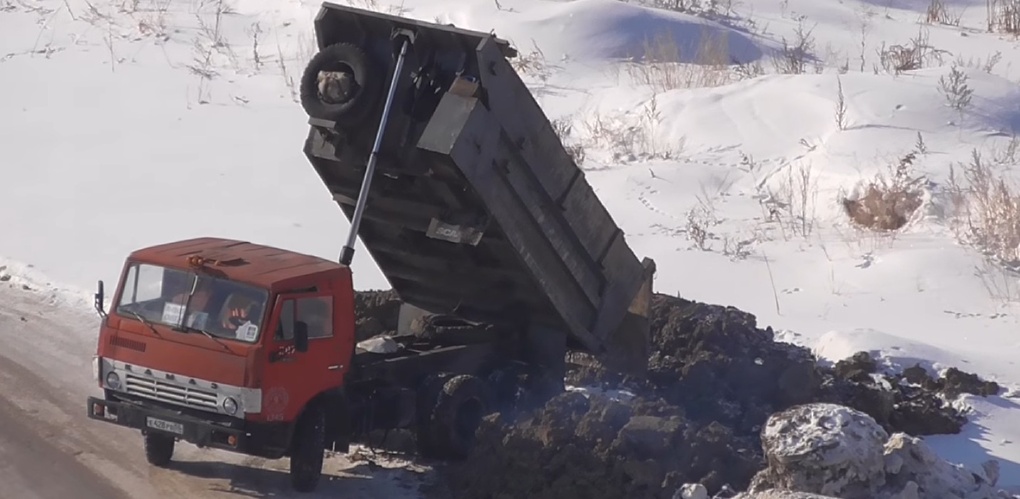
xmin=114 ymin=262 xmax=269 ymax=343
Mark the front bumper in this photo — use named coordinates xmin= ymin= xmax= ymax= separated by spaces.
xmin=87 ymin=396 xmax=245 ymax=452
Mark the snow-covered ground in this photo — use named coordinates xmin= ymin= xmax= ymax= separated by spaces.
xmin=3 ymin=0 xmax=1020 ymax=494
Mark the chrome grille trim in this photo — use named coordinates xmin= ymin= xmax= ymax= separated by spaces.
xmin=124 ymin=373 xmax=219 ymax=410
xmin=98 ymin=358 xmax=262 ymax=417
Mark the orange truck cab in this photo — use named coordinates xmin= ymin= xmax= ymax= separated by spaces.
xmin=87 ymin=238 xmax=361 ymax=489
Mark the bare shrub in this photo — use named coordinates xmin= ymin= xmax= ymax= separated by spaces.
xmin=685 ymin=205 xmax=712 ymax=250
xmin=925 ymin=0 xmax=963 ymax=26
xmin=771 ymin=19 xmax=816 ymax=74
xmin=947 ymin=145 xmax=1020 ymax=268
xmin=509 ymin=40 xmax=558 ymax=82
xmin=842 ymin=152 xmax=926 ymax=231
xmin=132 ymin=0 xmax=172 ymax=40
xmin=551 ymin=117 xmax=587 ymax=167
xmin=915 ymin=132 xmax=929 ymax=155
xmin=834 ymin=76 xmax=847 ymax=130
xmin=973 ymin=259 xmax=1020 ymax=303
xmin=987 ymin=0 xmax=1020 ymax=34
xmin=789 ymin=162 xmax=817 ymax=238
xmin=856 ymin=5 xmax=874 ymax=72
xmin=248 ymin=22 xmax=263 ymax=71
xmin=938 ymin=64 xmax=974 ymax=110
xmin=878 ymin=27 xmax=949 ymax=74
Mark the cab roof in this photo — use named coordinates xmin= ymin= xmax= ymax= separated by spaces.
xmin=128 ymin=237 xmax=346 ymax=289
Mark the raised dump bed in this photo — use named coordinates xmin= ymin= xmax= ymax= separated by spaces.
xmin=299 ymin=2 xmax=656 ymax=374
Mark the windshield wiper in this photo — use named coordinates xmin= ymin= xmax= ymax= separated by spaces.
xmin=128 ymin=311 xmax=162 ymax=337
xmin=180 ymin=326 xmax=232 ymax=352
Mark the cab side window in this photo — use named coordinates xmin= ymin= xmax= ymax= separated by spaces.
xmin=275 ymin=296 xmax=333 ymax=341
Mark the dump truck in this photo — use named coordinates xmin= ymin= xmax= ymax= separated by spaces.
xmin=85 ymin=2 xmax=656 ymax=493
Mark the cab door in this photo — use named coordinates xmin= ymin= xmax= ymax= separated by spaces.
xmin=260 ymin=290 xmax=346 ymax=422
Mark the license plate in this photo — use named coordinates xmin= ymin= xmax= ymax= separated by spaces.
xmin=146 ymin=416 xmax=184 ymax=435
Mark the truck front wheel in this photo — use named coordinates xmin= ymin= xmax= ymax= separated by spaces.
xmin=289 ymin=405 xmax=326 ymax=493
xmin=143 ymin=432 xmax=175 ymax=467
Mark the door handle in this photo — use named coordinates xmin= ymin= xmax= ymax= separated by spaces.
xmin=328 ymin=365 xmax=341 ymax=370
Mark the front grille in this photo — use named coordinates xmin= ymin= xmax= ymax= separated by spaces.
xmin=124 ymin=373 xmax=219 ymax=412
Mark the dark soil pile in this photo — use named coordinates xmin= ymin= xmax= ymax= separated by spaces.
xmin=353 ymin=289 xmax=401 ymax=341
xmin=824 ymin=352 xmax=992 ymax=436
xmin=434 ymin=293 xmax=1000 ymax=498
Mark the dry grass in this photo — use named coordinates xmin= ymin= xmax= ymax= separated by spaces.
xmin=551 ymin=117 xmax=587 ymax=167
xmin=579 ymin=94 xmax=686 ymax=162
xmin=624 ymin=28 xmax=739 ymax=92
xmin=763 ymin=161 xmax=819 ymax=240
xmin=629 ymin=0 xmax=737 ymax=19
xmin=954 ymin=51 xmax=1003 ymax=74
xmin=877 ymin=26 xmax=949 ymax=74
xmin=841 ymin=152 xmax=926 ymax=232
xmin=947 ymin=143 xmax=1020 ymax=268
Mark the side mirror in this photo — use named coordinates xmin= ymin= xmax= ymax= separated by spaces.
xmin=94 ymin=280 xmax=107 ymax=318
xmin=294 ymin=320 xmax=309 ymax=353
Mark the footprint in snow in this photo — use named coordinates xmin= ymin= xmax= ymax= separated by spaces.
xmin=781 ymin=287 xmax=801 ymax=294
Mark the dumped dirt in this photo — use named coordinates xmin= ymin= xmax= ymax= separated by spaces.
xmin=353 ymin=289 xmax=401 ymax=341
xmin=423 ymin=293 xmax=1000 ymax=498
xmin=350 ymin=291 xmax=1000 ymax=497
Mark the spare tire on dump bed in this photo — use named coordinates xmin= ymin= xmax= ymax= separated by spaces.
xmin=412 ymin=315 xmax=503 ymax=346
xmin=300 ymin=42 xmax=382 ymax=125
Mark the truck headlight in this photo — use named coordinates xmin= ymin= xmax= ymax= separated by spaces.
xmin=105 ymin=371 xmax=121 ymax=390
xmin=222 ymin=397 xmax=238 ymax=415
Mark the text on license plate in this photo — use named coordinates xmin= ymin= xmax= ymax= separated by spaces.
xmin=146 ymin=416 xmax=184 ymax=435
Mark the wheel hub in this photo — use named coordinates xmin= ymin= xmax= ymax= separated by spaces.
xmin=316 ymin=66 xmax=358 ymax=104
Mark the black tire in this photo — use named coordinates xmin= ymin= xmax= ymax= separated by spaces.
xmin=290 ymin=404 xmax=326 ymax=493
xmin=430 ymin=374 xmax=495 ymax=459
xmin=143 ymin=432 xmax=175 ymax=467
xmin=415 ymin=315 xmax=502 ymax=346
xmin=299 ymin=42 xmax=381 ymax=125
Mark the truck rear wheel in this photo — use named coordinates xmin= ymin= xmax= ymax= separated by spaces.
xmin=143 ymin=432 xmax=175 ymax=467
xmin=299 ymin=42 xmax=381 ymax=126
xmin=429 ymin=374 xmax=495 ymax=459
xmin=414 ymin=373 xmax=450 ymax=459
xmin=290 ymin=405 xmax=326 ymax=493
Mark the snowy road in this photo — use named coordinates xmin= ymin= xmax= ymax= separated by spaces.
xmin=0 ymin=283 xmax=429 ymax=498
